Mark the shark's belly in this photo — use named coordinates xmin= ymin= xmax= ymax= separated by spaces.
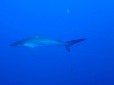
xmin=23 ymin=40 xmax=63 ymax=48
xmin=35 ymin=40 xmax=61 ymax=45
xmin=24 ymin=43 xmax=38 ymax=48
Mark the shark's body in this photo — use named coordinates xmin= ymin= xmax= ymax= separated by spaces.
xmin=10 ymin=35 xmax=86 ymax=52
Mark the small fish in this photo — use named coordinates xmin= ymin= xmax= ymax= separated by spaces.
xmin=10 ymin=34 xmax=86 ymax=52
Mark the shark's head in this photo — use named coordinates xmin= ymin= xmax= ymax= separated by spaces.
xmin=10 ymin=40 xmax=26 ymax=47
xmin=10 ymin=35 xmax=44 ymax=48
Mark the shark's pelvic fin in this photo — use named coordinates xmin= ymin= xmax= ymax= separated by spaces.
xmin=64 ymin=38 xmax=86 ymax=52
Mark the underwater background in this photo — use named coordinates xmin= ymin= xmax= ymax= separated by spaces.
xmin=0 ymin=0 xmax=114 ymax=85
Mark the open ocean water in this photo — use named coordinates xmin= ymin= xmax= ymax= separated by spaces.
xmin=0 ymin=0 xmax=114 ymax=85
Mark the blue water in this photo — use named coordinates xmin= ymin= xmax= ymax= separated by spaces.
xmin=0 ymin=0 xmax=114 ymax=85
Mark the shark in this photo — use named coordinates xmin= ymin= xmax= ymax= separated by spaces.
xmin=10 ymin=35 xmax=86 ymax=52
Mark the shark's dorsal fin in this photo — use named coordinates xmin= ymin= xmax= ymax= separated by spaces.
xmin=34 ymin=33 xmax=42 ymax=39
xmin=35 ymin=35 xmax=40 ymax=38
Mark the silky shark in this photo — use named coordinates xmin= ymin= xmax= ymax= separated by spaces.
xmin=10 ymin=35 xmax=86 ymax=52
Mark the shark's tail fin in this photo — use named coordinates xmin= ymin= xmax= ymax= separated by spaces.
xmin=64 ymin=38 xmax=86 ymax=52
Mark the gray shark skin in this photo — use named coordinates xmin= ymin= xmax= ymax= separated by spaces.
xmin=10 ymin=35 xmax=86 ymax=52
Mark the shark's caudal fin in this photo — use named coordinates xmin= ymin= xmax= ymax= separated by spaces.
xmin=64 ymin=38 xmax=86 ymax=52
